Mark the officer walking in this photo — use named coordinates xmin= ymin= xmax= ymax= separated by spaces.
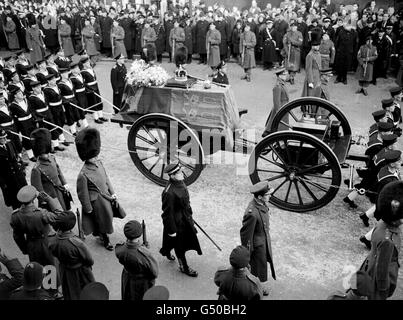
xmin=160 ymin=163 xmax=202 ymax=277
xmin=240 ymin=181 xmax=276 ymax=296
xmin=110 ymin=53 xmax=127 ymax=113
xmin=214 ymin=245 xmax=263 ymax=300
xmin=115 ymin=220 xmax=159 ymax=300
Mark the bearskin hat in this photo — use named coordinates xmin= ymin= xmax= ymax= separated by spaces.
xmin=311 ymin=31 xmax=322 ymax=46
xmin=377 ymin=181 xmax=403 ymax=224
xmin=31 ymin=128 xmax=52 ymax=157
xmin=75 ymin=127 xmax=101 ymax=161
xmin=174 ymin=46 xmax=188 ymax=67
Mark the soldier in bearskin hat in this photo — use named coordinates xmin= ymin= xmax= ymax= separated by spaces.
xmin=76 ymin=128 xmax=120 ymax=251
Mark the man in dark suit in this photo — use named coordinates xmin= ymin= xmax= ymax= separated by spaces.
xmin=160 ymin=163 xmax=202 ymax=277
xmin=240 ymin=181 xmax=276 ymax=296
xmin=110 ymin=53 xmax=127 ymax=113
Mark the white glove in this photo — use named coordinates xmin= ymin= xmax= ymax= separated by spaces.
xmin=308 ymin=83 xmax=314 ymax=88
xmin=111 ymin=194 xmax=117 ymax=200
xmin=168 ymin=233 xmax=176 ymax=237
xmin=63 ymin=184 xmax=69 ymax=191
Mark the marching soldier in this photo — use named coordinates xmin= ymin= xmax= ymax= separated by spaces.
xmin=389 ymin=87 xmax=402 ymax=126
xmin=43 ymin=73 xmax=68 ymax=147
xmin=10 ymin=185 xmax=62 ymax=266
xmin=70 ymin=62 xmax=89 ymax=129
xmin=214 ymin=245 xmax=263 ymax=300
xmin=22 ymin=64 xmax=38 ymax=96
xmin=356 ymin=36 xmax=378 ymax=96
xmin=240 ymin=23 xmax=256 ymax=82
xmin=240 ymin=181 xmax=276 ymax=296
xmin=0 ymin=129 xmax=27 ymax=211
xmin=160 ymin=163 xmax=202 ymax=277
xmin=35 ymin=60 xmax=49 ymax=88
xmin=263 ymin=68 xmax=289 ymax=136
xmin=30 ymin=128 xmax=70 ymax=211
xmin=29 ymin=80 xmax=64 ymax=152
xmin=9 ymin=86 xmax=36 ymax=161
xmin=58 ymin=67 xmax=81 ymax=135
xmin=80 ymin=56 xmax=105 ymax=124
xmin=111 ymin=20 xmax=127 ymax=59
xmin=110 ymin=53 xmax=127 ymax=113
xmin=45 ymin=53 xmax=60 ymax=82
xmin=302 ymin=33 xmax=322 ymax=97
xmin=283 ymin=20 xmax=303 ymax=85
xmin=0 ymin=92 xmax=22 ymax=154
xmin=49 ymin=211 xmax=95 ymax=300
xmin=115 ymin=220 xmax=159 ymax=300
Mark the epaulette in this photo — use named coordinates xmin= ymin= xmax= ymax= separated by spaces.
xmin=112 ymin=65 xmax=117 ymax=69
xmin=163 ymin=183 xmax=171 ymax=194
xmin=246 ymin=272 xmax=260 ymax=285
xmin=69 ymin=236 xmax=84 ymax=246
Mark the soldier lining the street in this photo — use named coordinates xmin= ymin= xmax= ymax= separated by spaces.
xmin=115 ymin=220 xmax=158 ymax=300
xmin=240 ymin=181 xmax=276 ymax=296
xmin=160 ymin=163 xmax=202 ymax=277
xmin=302 ymin=32 xmax=322 ymax=97
xmin=283 ymin=20 xmax=303 ymax=85
xmin=356 ymin=35 xmax=378 ymax=96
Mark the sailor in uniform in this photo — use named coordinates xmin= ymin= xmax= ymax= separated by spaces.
xmin=389 ymin=86 xmax=402 ymax=126
xmin=0 ymin=92 xmax=22 ymax=154
xmin=22 ymin=64 xmax=38 ymax=96
xmin=7 ymin=70 xmax=25 ymax=102
xmin=35 ymin=59 xmax=49 ymax=88
xmin=58 ymin=67 xmax=80 ymax=135
xmin=70 ymin=62 xmax=89 ymax=129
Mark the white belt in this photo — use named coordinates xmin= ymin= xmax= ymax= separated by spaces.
xmin=36 ymin=107 xmax=49 ymax=113
xmin=49 ymin=101 xmax=62 ymax=106
xmin=1 ymin=120 xmax=14 ymax=126
xmin=64 ymin=94 xmax=75 ymax=99
xmin=87 ymin=81 xmax=97 ymax=86
xmin=18 ymin=114 xmax=32 ymax=121
xmin=76 ymin=88 xmax=85 ymax=93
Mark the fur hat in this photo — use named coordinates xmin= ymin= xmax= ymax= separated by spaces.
xmin=174 ymin=46 xmax=188 ymax=67
xmin=31 ymin=128 xmax=52 ymax=157
xmin=311 ymin=31 xmax=322 ymax=46
xmin=377 ymin=181 xmax=403 ymax=224
xmin=75 ymin=127 xmax=101 ymax=161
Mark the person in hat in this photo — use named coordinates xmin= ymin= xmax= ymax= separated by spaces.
xmin=22 ymin=64 xmax=38 ymax=96
xmin=69 ymin=62 xmax=89 ymax=130
xmin=10 ymin=185 xmax=63 ymax=268
xmin=43 ymin=73 xmax=69 ymax=147
xmin=111 ymin=19 xmax=127 ymax=59
xmin=152 ymin=15 xmax=165 ymax=63
xmin=381 ymin=98 xmax=396 ymax=124
xmin=260 ymin=19 xmax=279 ymax=70
xmin=302 ymin=32 xmax=322 ymax=97
xmin=0 ymin=128 xmax=27 ymax=210
xmin=368 ymin=109 xmax=389 ymax=138
xmin=214 ymin=245 xmax=263 ymax=300
xmin=80 ymin=282 xmax=109 ymax=300
xmin=9 ymin=262 xmax=53 ymax=300
xmin=355 ymin=35 xmax=378 ymax=96
xmin=76 ymin=128 xmax=119 ymax=251
xmin=3 ymin=55 xmax=16 ymax=82
xmin=169 ymin=19 xmax=186 ymax=64
xmin=322 ymin=16 xmax=335 ymax=42
xmin=141 ymin=18 xmax=157 ymax=51
xmin=115 ymin=220 xmax=159 ymax=300
xmin=110 ymin=53 xmax=127 ymax=113
xmin=41 ymin=10 xmax=59 ymax=54
xmin=389 ymin=87 xmax=402 ymax=125
xmin=319 ymin=32 xmax=335 ymax=70
xmin=212 ymin=60 xmax=229 ymax=85
xmin=240 ymin=23 xmax=256 ymax=82
xmin=357 ymin=181 xmax=403 ymax=300
xmin=0 ymin=248 xmax=24 ymax=300
xmin=82 ymin=17 xmax=100 ymax=65
xmin=80 ymin=56 xmax=106 ymax=124
xmin=45 ymin=53 xmax=60 ymax=82
xmin=182 ymin=17 xmax=194 ymax=64
xmin=26 ymin=14 xmax=45 ymax=65
xmin=134 ymin=14 xmax=146 ymax=56
xmin=283 ymin=20 xmax=303 ymax=85
xmin=0 ymin=92 xmax=23 ymax=155
xmin=240 ymin=181 xmax=276 ymax=296
xmin=7 ymin=70 xmax=25 ymax=101
xmin=9 ymin=86 xmax=37 ymax=162
xmin=334 ymin=22 xmax=357 ymax=85
xmin=230 ymin=19 xmax=243 ymax=64
xmin=58 ymin=17 xmax=75 ymax=58
xmin=195 ymin=12 xmax=209 ymax=64
xmin=90 ymin=16 xmax=103 ymax=55
xmin=263 ymin=67 xmax=289 ymax=137
xmin=160 ymin=162 xmax=202 ymax=277
xmin=49 ymin=211 xmax=95 ymax=300
xmin=54 ymin=47 xmax=73 ymax=69
xmin=58 ymin=67 xmax=81 ymax=136
xmin=214 ymin=11 xmax=229 ymax=62
xmin=119 ymin=11 xmax=133 ymax=60
xmin=143 ymin=285 xmax=170 ymax=300
xmin=372 ymin=28 xmax=390 ymax=84
xmin=30 ymin=128 xmax=71 ymax=211
xmin=4 ymin=15 xmax=20 ymax=51
xmin=206 ymin=22 xmax=221 ymax=72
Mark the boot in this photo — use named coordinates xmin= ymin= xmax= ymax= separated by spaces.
xmin=362 ymin=88 xmax=368 ymax=96
xmin=102 ymin=234 xmax=113 ymax=251
xmin=359 ymin=213 xmax=370 ymax=227
xmin=359 ymin=236 xmax=371 ymax=250
xmin=343 ymin=196 xmax=357 ymax=209
xmin=178 ymin=258 xmax=198 ymax=277
xmin=159 ymin=248 xmax=175 ymax=261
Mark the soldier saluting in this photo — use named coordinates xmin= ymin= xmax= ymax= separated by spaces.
xmin=110 ymin=53 xmax=127 ymax=113
xmin=160 ymin=163 xmax=202 ymax=277
xmin=240 ymin=181 xmax=276 ymax=296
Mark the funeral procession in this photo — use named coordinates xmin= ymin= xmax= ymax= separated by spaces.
xmin=1 ymin=0 xmax=403 ymax=305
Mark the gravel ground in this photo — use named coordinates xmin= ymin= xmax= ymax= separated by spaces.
xmin=1 ymin=57 xmax=403 ymax=300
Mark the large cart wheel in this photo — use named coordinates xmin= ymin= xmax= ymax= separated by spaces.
xmin=128 ymin=113 xmax=205 ymax=187
xmin=270 ymin=97 xmax=352 ymax=136
xmin=249 ymin=131 xmax=341 ymax=213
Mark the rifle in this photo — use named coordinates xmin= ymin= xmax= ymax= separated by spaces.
xmin=76 ymin=208 xmax=85 ymax=240
xmin=172 ymin=38 xmax=176 ymax=62
xmin=287 ymin=42 xmax=291 ymax=66
xmin=363 ymin=48 xmax=369 ymax=77
xmin=111 ymin=30 xmax=115 ymax=57
xmin=142 ymin=220 xmax=149 ymax=248
xmin=241 ymin=43 xmax=245 ymax=66
xmin=207 ymin=41 xmax=210 ymax=63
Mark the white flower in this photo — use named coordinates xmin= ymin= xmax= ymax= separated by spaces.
xmin=127 ymin=59 xmax=171 ymax=88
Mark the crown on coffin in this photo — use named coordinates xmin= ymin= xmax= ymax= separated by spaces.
xmin=174 ymin=66 xmax=188 ymax=82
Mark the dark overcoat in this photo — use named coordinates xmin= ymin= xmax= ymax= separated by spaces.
xmin=240 ymin=198 xmax=275 ymax=282
xmin=195 ymin=20 xmax=209 ymax=54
